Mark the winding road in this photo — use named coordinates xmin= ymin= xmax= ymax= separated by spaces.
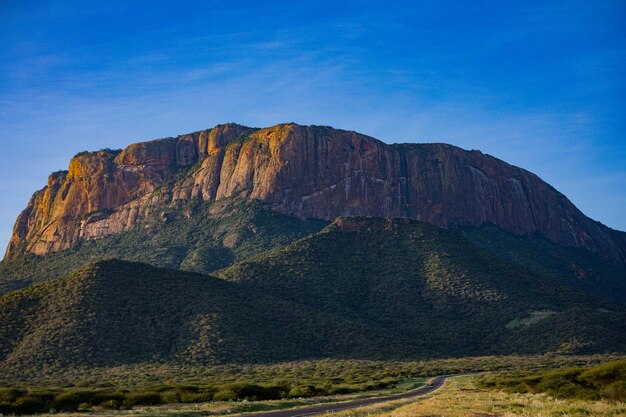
xmin=241 ymin=376 xmax=448 ymax=417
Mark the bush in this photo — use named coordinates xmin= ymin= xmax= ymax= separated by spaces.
xmin=0 ymin=401 xmax=17 ymax=414
xmin=479 ymin=361 xmax=626 ymax=402
xmin=160 ymin=390 xmax=181 ymax=403
xmin=123 ymin=391 xmax=163 ymax=407
xmin=99 ymin=399 xmax=121 ymax=409
xmin=180 ymin=392 xmax=212 ymax=403
xmin=509 ymin=382 xmax=533 ymax=393
xmin=579 ymin=362 xmax=626 ymax=387
xmin=288 ymin=385 xmax=326 ymax=398
xmin=0 ymin=388 xmax=26 ymax=402
xmin=22 ymin=390 xmax=55 ymax=403
xmin=328 ymin=385 xmax=358 ymax=395
xmin=223 ymin=383 xmax=285 ymax=401
xmin=92 ymin=391 xmax=125 ymax=405
xmin=601 ymin=381 xmax=626 ymax=402
xmin=53 ymin=391 xmax=84 ymax=411
xmin=213 ymin=389 xmax=238 ymax=402
xmin=13 ymin=396 xmax=47 ymax=414
xmin=78 ymin=402 xmax=91 ymax=411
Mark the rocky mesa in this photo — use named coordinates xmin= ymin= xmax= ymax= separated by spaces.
xmin=5 ymin=123 xmax=626 ymax=263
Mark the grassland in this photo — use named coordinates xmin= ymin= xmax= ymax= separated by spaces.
xmin=0 ymin=378 xmax=429 ymax=417
xmin=2 ymin=356 xmax=625 ymax=415
xmin=8 ymin=365 xmax=626 ymax=417
xmin=477 ymin=360 xmax=626 ymax=402
xmin=323 ymin=375 xmax=626 ymax=417
xmin=346 ymin=361 xmax=626 ymax=417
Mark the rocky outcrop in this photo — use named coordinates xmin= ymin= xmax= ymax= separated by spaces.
xmin=6 ymin=123 xmax=626 ymax=263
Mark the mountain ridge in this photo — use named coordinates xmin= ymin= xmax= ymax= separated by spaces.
xmin=216 ymin=215 xmax=626 ymax=355
xmin=6 ymin=123 xmax=625 ymax=263
xmin=0 ymin=199 xmax=328 ymax=295
xmin=0 ymin=258 xmax=417 ymax=370
xmin=2 ymin=217 xmax=624 ymax=373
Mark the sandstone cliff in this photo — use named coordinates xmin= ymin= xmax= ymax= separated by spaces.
xmin=6 ymin=123 xmax=625 ymax=263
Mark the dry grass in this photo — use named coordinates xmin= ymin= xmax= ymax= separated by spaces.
xmin=321 ymin=376 xmax=626 ymax=417
xmin=19 ymin=376 xmax=626 ymax=417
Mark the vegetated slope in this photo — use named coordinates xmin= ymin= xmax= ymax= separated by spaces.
xmin=0 ymin=260 xmax=416 ymax=373
xmin=7 ymin=123 xmax=625 ymax=264
xmin=1 ymin=219 xmax=625 ymax=374
xmin=218 ymin=217 xmax=626 ymax=356
xmin=460 ymin=224 xmax=626 ymax=301
xmin=0 ymin=199 xmax=327 ymax=295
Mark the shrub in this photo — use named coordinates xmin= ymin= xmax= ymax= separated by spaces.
xmin=509 ymin=382 xmax=533 ymax=393
xmin=213 ymin=389 xmax=238 ymax=402
xmin=328 ymin=384 xmax=359 ymax=395
xmin=180 ymin=392 xmax=211 ymax=403
xmin=160 ymin=390 xmax=181 ymax=403
xmin=223 ymin=383 xmax=285 ymax=401
xmin=78 ymin=402 xmax=91 ymax=411
xmin=0 ymin=401 xmax=17 ymax=414
xmin=288 ymin=385 xmax=326 ymax=398
xmin=601 ymin=381 xmax=626 ymax=402
xmin=93 ymin=392 xmax=125 ymax=406
xmin=99 ymin=399 xmax=121 ymax=409
xmin=123 ymin=391 xmax=163 ymax=407
xmin=479 ymin=361 xmax=626 ymax=402
xmin=53 ymin=391 xmax=83 ymax=411
xmin=0 ymin=388 xmax=26 ymax=402
xmin=13 ymin=396 xmax=47 ymax=414
xmin=22 ymin=390 xmax=55 ymax=403
xmin=579 ymin=362 xmax=626 ymax=387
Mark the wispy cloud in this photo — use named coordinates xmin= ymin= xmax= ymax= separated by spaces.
xmin=1 ymin=0 xmax=625 ymax=255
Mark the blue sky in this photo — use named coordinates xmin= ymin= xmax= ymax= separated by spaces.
xmin=1 ymin=1 xmax=625 ymax=255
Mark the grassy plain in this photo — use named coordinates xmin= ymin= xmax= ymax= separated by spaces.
xmin=2 ymin=356 xmax=625 ymax=416
xmin=14 ymin=373 xmax=626 ymax=417
xmin=324 ymin=375 xmax=626 ymax=417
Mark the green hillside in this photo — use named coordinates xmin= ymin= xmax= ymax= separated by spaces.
xmin=459 ymin=224 xmax=626 ymax=301
xmin=0 ymin=259 xmax=419 ymax=374
xmin=218 ymin=217 xmax=626 ymax=356
xmin=1 ymin=216 xmax=624 ymax=377
xmin=0 ymin=199 xmax=328 ymax=295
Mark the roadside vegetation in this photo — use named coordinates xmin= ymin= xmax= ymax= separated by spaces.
xmin=0 ymin=369 xmax=415 ymax=415
xmin=0 ymin=380 xmax=400 ymax=415
xmin=1 ymin=355 xmax=624 ymax=415
xmin=325 ymin=375 xmax=626 ymax=417
xmin=478 ymin=360 xmax=626 ymax=402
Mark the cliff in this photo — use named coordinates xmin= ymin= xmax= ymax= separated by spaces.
xmin=6 ymin=123 xmax=625 ymax=263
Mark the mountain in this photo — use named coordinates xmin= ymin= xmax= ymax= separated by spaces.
xmin=1 ymin=122 xmax=625 ymax=374
xmin=6 ymin=123 xmax=626 ymax=263
xmin=217 ymin=217 xmax=626 ymax=356
xmin=1 ymin=219 xmax=624 ymax=374
xmin=0 ymin=199 xmax=327 ymax=295
xmin=459 ymin=224 xmax=626 ymax=301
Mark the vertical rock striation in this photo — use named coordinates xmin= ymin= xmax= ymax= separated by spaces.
xmin=5 ymin=123 xmax=625 ymax=263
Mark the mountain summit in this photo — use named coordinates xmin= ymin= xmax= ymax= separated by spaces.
xmin=2 ymin=123 xmax=626 ymax=373
xmin=6 ymin=123 xmax=626 ymax=263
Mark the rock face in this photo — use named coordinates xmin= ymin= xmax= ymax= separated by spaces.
xmin=6 ymin=123 xmax=626 ymax=263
